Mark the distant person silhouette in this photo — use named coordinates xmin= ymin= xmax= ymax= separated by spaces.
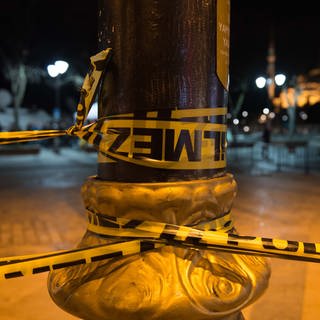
xmin=262 ymin=119 xmax=272 ymax=159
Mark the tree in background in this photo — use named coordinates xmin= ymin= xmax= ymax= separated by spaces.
xmin=0 ymin=1 xmax=92 ymax=131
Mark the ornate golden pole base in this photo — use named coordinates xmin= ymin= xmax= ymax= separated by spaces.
xmin=48 ymin=174 xmax=270 ymax=320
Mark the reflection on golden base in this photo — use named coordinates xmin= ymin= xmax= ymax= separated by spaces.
xmin=48 ymin=174 xmax=270 ymax=320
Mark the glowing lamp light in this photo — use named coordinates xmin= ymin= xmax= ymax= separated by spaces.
xmin=258 ymin=114 xmax=267 ymax=124
xmin=256 ymin=74 xmax=286 ymax=89
xmin=275 ymin=74 xmax=286 ymax=86
xmin=47 ymin=65 xmax=59 ymax=78
xmin=47 ymin=60 xmax=69 ymax=78
xmin=263 ymin=108 xmax=270 ymax=115
xmin=268 ymin=112 xmax=276 ymax=119
xmin=299 ymin=112 xmax=308 ymax=120
xmin=55 ymin=60 xmax=69 ymax=74
xmin=242 ymin=110 xmax=248 ymax=118
xmin=255 ymin=76 xmax=267 ymax=89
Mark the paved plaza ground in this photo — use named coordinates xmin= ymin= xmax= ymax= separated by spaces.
xmin=0 ymin=145 xmax=319 ymax=319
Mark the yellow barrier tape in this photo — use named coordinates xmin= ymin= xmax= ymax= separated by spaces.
xmin=80 ymin=119 xmax=226 ymax=170
xmin=1 ymin=209 xmax=320 ymax=280
xmin=73 ymin=48 xmax=112 ymax=130
xmin=0 ymin=49 xmax=112 ymax=145
xmin=0 ymin=114 xmax=227 ymax=170
xmin=0 ymin=240 xmax=165 ymax=280
xmin=86 ymin=211 xmax=233 ymax=238
xmin=0 ymin=130 xmax=66 ymax=145
xmin=86 ymin=211 xmax=320 ymax=263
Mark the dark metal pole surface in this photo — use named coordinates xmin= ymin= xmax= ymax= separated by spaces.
xmin=97 ymin=0 xmax=229 ymax=182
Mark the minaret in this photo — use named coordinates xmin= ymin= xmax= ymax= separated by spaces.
xmin=266 ymin=28 xmax=276 ymax=109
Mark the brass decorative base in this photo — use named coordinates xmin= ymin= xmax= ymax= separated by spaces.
xmin=48 ymin=174 xmax=270 ymax=320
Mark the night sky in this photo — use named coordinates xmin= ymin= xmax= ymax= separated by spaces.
xmin=0 ymin=0 xmax=319 ymax=116
xmin=230 ymin=0 xmax=320 ymax=120
xmin=230 ymin=1 xmax=319 ymax=88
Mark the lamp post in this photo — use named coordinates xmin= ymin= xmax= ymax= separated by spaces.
xmin=47 ymin=60 xmax=69 ymax=152
xmin=47 ymin=60 xmax=69 ymax=121
xmin=255 ymin=73 xmax=286 ymax=116
xmin=255 ymin=73 xmax=286 ymax=90
xmin=255 ymin=73 xmax=286 ymax=142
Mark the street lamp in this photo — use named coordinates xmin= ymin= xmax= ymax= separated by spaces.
xmin=47 ymin=60 xmax=69 ymax=78
xmin=255 ymin=73 xmax=287 ymax=117
xmin=255 ymin=76 xmax=267 ymax=89
xmin=255 ymin=73 xmax=286 ymax=89
xmin=255 ymin=73 xmax=287 ymax=134
xmin=274 ymin=74 xmax=286 ymax=86
xmin=46 ymin=60 xmax=69 ymax=153
xmin=47 ymin=60 xmax=69 ymax=120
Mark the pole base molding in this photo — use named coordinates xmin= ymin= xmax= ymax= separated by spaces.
xmin=48 ymin=174 xmax=270 ymax=320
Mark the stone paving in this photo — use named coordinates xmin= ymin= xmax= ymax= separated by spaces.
xmin=232 ymin=171 xmax=320 ymax=320
xmin=0 ymin=147 xmax=94 ymax=320
xmin=0 ymin=147 xmax=319 ymax=319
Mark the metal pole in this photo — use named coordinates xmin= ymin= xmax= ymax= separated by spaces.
xmin=97 ymin=0 xmax=228 ymax=182
xmin=48 ymin=2 xmax=270 ymax=319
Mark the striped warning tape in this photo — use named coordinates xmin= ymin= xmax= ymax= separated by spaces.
xmin=0 ymin=48 xmax=112 ymax=145
xmin=0 ymin=240 xmax=164 ymax=280
xmin=76 ymin=115 xmax=227 ymax=170
xmin=1 ymin=210 xmax=320 ymax=280
xmin=85 ymin=210 xmax=320 ymax=263
xmin=86 ymin=210 xmax=234 ymax=236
